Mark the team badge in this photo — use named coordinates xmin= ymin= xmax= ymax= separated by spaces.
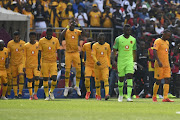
xmin=48 ymin=47 xmax=52 ymax=50
xmin=5 ymin=52 xmax=6 ymax=55
xmin=36 ymin=46 xmax=38 ymax=49
xmin=72 ymin=36 xmax=75 ymax=39
xmin=125 ymin=45 xmax=129 ymax=49
xmin=32 ymin=51 xmax=35 ymax=54
xmin=130 ymin=41 xmax=133 ymax=44
xmin=105 ymin=47 xmax=107 ymax=50
xmin=16 ymin=48 xmax=18 ymax=51
xmin=20 ymin=45 xmax=22 ymax=47
xmin=75 ymin=32 xmax=77 ymax=34
xmin=52 ymin=42 xmax=55 ymax=45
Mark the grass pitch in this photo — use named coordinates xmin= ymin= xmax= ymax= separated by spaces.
xmin=0 ymin=98 xmax=180 ymax=120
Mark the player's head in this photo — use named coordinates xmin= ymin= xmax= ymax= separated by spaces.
xmin=123 ymin=24 xmax=131 ymax=36
xmin=140 ymin=41 xmax=145 ymax=49
xmin=29 ymin=32 xmax=36 ymax=43
xmin=98 ymin=32 xmax=105 ymax=45
xmin=46 ymin=28 xmax=53 ymax=40
xmin=87 ymin=37 xmax=93 ymax=42
xmin=162 ymin=29 xmax=172 ymax=40
xmin=69 ymin=21 xmax=75 ymax=31
xmin=13 ymin=31 xmax=20 ymax=43
xmin=0 ymin=39 xmax=4 ymax=51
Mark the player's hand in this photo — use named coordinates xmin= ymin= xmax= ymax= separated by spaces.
xmin=158 ymin=61 xmax=163 ymax=67
xmin=38 ymin=64 xmax=41 ymax=71
xmin=134 ymin=62 xmax=137 ymax=70
xmin=112 ymin=61 xmax=117 ymax=68
xmin=96 ymin=61 xmax=101 ymax=66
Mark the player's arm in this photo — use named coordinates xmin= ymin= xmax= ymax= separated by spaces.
xmin=153 ymin=49 xmax=162 ymax=67
xmin=79 ymin=26 xmax=86 ymax=36
xmin=60 ymin=28 xmax=68 ymax=44
xmin=91 ymin=44 xmax=101 ymax=66
xmin=23 ymin=45 xmax=27 ymax=71
xmin=112 ymin=37 xmax=118 ymax=67
xmin=56 ymin=39 xmax=62 ymax=70
xmin=133 ymin=39 xmax=137 ymax=70
xmin=81 ymin=45 xmax=85 ymax=64
xmin=107 ymin=44 xmax=111 ymax=68
xmin=38 ymin=50 xmax=41 ymax=70
xmin=5 ymin=51 xmax=9 ymax=69
xmin=7 ymin=42 xmax=11 ymax=64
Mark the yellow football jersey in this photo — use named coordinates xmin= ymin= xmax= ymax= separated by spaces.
xmin=0 ymin=47 xmax=8 ymax=70
xmin=39 ymin=37 xmax=60 ymax=63
xmin=61 ymin=10 xmax=74 ymax=27
xmin=102 ymin=13 xmax=112 ymax=28
xmin=7 ymin=40 xmax=25 ymax=66
xmin=92 ymin=42 xmax=111 ymax=69
xmin=82 ymin=42 xmax=94 ymax=67
xmin=89 ymin=11 xmax=101 ymax=27
xmin=65 ymin=29 xmax=82 ymax=53
xmin=24 ymin=42 xmax=39 ymax=68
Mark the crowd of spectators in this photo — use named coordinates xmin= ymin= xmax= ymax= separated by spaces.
xmin=0 ymin=0 xmax=180 ymax=98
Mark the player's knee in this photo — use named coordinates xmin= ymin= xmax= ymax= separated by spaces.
xmin=155 ymin=80 xmax=161 ymax=85
xmin=126 ymin=73 xmax=133 ymax=79
xmin=164 ymin=79 xmax=170 ymax=84
xmin=3 ymin=83 xmax=7 ymax=86
xmin=51 ymin=75 xmax=57 ymax=81
xmin=65 ymin=69 xmax=70 ymax=76
xmin=104 ymin=79 xmax=109 ymax=86
xmin=43 ymin=77 xmax=48 ymax=81
xmin=119 ymin=77 xmax=124 ymax=82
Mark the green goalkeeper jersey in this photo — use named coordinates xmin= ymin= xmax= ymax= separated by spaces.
xmin=113 ymin=35 xmax=136 ymax=62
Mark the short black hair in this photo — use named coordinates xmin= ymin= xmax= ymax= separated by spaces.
xmin=46 ymin=28 xmax=53 ymax=33
xmin=13 ymin=31 xmax=20 ymax=36
xmin=124 ymin=24 xmax=131 ymax=29
xmin=29 ymin=32 xmax=36 ymax=36
xmin=163 ymin=29 xmax=171 ymax=33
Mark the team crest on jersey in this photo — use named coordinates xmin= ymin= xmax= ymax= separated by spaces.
xmin=5 ymin=52 xmax=6 ymax=55
xmin=125 ymin=45 xmax=129 ymax=49
xmin=52 ymin=42 xmax=55 ymax=45
xmin=105 ymin=47 xmax=107 ymax=50
xmin=36 ymin=46 xmax=38 ymax=49
xmin=75 ymin=32 xmax=77 ymax=34
xmin=130 ymin=41 xmax=133 ymax=44
xmin=20 ymin=45 xmax=22 ymax=47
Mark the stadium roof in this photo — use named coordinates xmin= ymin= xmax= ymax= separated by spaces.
xmin=0 ymin=7 xmax=29 ymax=21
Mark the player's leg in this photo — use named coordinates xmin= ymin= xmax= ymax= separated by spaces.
xmin=49 ymin=62 xmax=58 ymax=100
xmin=102 ymin=68 xmax=110 ymax=100
xmin=64 ymin=52 xmax=72 ymax=97
xmin=26 ymin=68 xmax=33 ymax=100
xmin=94 ymin=69 xmax=101 ymax=100
xmin=7 ymin=68 xmax=12 ymax=96
xmin=162 ymin=67 xmax=174 ymax=102
xmin=73 ymin=52 xmax=81 ymax=96
xmin=18 ymin=64 xmax=24 ymax=98
xmin=152 ymin=67 xmax=163 ymax=102
xmin=41 ymin=62 xmax=50 ymax=100
xmin=125 ymin=62 xmax=134 ymax=102
xmin=117 ymin=64 xmax=126 ymax=102
xmin=85 ymin=66 xmax=93 ymax=99
xmin=11 ymin=65 xmax=18 ymax=98
xmin=1 ymin=71 xmax=8 ymax=100
xmin=33 ymin=68 xmax=40 ymax=98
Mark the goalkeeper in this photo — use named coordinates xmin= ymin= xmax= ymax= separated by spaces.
xmin=112 ymin=24 xmax=137 ymax=102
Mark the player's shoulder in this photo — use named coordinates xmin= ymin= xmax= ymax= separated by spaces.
xmin=3 ymin=47 xmax=8 ymax=52
xmin=154 ymin=38 xmax=162 ymax=43
xmin=20 ymin=40 xmax=26 ymax=44
xmin=105 ymin=42 xmax=110 ymax=46
xmin=24 ymin=42 xmax=30 ymax=47
xmin=130 ymin=35 xmax=136 ymax=40
xmin=115 ymin=35 xmax=123 ymax=40
xmin=39 ymin=37 xmax=45 ymax=42
xmin=92 ymin=42 xmax=98 ymax=47
xmin=84 ymin=42 xmax=91 ymax=46
xmin=8 ymin=40 xmax=14 ymax=45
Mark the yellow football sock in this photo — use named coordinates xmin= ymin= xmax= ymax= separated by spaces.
xmin=27 ymin=82 xmax=33 ymax=96
xmin=18 ymin=75 xmax=24 ymax=95
xmin=85 ymin=77 xmax=90 ymax=92
xmin=95 ymin=81 xmax=101 ymax=96
xmin=2 ymin=84 xmax=7 ymax=97
xmin=163 ymin=84 xmax=169 ymax=99
xmin=12 ymin=77 xmax=18 ymax=96
xmin=34 ymin=80 xmax=39 ymax=94
xmin=65 ymin=69 xmax=70 ymax=87
xmin=43 ymin=81 xmax=49 ymax=97
xmin=104 ymin=79 xmax=109 ymax=96
xmin=76 ymin=69 xmax=81 ymax=87
xmin=50 ymin=80 xmax=57 ymax=93
xmin=153 ymin=82 xmax=159 ymax=97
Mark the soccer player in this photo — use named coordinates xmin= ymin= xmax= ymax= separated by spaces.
xmin=61 ymin=20 xmax=86 ymax=97
xmin=82 ymin=38 xmax=96 ymax=99
xmin=38 ymin=28 xmax=61 ymax=101
xmin=92 ymin=33 xmax=111 ymax=100
xmin=7 ymin=31 xmax=25 ymax=99
xmin=24 ymin=32 xmax=40 ymax=100
xmin=152 ymin=29 xmax=174 ymax=102
xmin=0 ymin=40 xmax=9 ymax=100
xmin=112 ymin=24 xmax=137 ymax=102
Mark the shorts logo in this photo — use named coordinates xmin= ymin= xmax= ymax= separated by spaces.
xmin=32 ymin=51 xmax=35 ymax=54
xmin=15 ymin=48 xmax=18 ymax=52
xmin=48 ymin=47 xmax=51 ymax=50
xmin=125 ymin=45 xmax=129 ymax=49
xmin=72 ymin=36 xmax=75 ymax=39
xmin=130 ymin=41 xmax=133 ymax=44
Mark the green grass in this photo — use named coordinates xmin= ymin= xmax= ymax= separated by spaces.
xmin=0 ymin=98 xmax=180 ymax=120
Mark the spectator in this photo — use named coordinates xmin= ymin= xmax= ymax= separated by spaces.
xmin=84 ymin=0 xmax=97 ymax=14
xmin=102 ymin=6 xmax=113 ymax=28
xmin=49 ymin=1 xmax=60 ymax=28
xmin=75 ymin=5 xmax=88 ymax=27
xmin=73 ymin=0 xmax=85 ymax=13
xmin=61 ymin=2 xmax=74 ymax=28
xmin=41 ymin=0 xmax=50 ymax=12
xmin=94 ymin=0 xmax=104 ymax=12
xmin=88 ymin=4 xmax=101 ymax=27
xmin=155 ymin=22 xmax=164 ymax=34
xmin=135 ymin=5 xmax=150 ymax=21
